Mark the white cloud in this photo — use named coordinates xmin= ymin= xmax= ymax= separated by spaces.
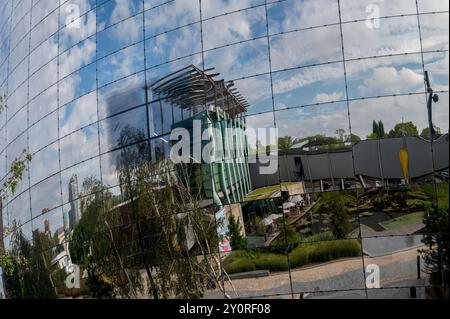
xmin=313 ymin=91 xmax=344 ymax=103
xmin=358 ymin=66 xmax=424 ymax=96
xmin=273 ymin=63 xmax=344 ymax=95
xmin=2 ymin=0 xmax=449 ymax=202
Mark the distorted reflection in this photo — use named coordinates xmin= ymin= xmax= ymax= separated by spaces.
xmin=0 ymin=0 xmax=448 ymax=300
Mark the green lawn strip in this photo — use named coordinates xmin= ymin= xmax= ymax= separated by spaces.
xmin=379 ymin=212 xmax=424 ymax=230
xmin=245 ymin=185 xmax=280 ymax=201
xmin=223 ymin=239 xmax=361 ymax=274
xmin=245 ymin=182 xmax=298 ymax=201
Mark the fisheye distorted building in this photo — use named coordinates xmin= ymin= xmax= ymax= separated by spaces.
xmin=0 ymin=0 xmax=449 ymax=299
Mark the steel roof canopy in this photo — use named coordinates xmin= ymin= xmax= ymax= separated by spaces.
xmin=150 ymin=65 xmax=248 ymax=117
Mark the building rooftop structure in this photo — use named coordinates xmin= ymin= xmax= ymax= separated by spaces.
xmin=150 ymin=65 xmax=249 ymax=118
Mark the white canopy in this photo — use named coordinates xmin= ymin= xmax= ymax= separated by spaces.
xmin=290 ymin=195 xmax=304 ymax=203
xmin=262 ymin=214 xmax=282 ymax=226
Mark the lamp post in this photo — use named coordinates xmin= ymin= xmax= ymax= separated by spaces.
xmin=424 ymin=71 xmax=439 ymax=140
xmin=424 ymin=71 xmax=445 ymax=289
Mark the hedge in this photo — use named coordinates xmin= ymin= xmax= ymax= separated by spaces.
xmin=223 ymin=251 xmax=289 ymax=274
xmin=223 ymin=239 xmax=361 ymax=274
xmin=290 ymin=239 xmax=361 ymax=267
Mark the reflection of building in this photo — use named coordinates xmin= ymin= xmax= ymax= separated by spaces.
xmin=51 ymin=227 xmax=72 ymax=272
xmin=44 ymin=219 xmax=51 ymax=238
xmin=250 ymin=134 xmax=450 ymax=191
xmin=0 ymin=0 xmax=447 ymax=300
xmin=103 ymin=65 xmax=253 ymax=249
xmin=68 ymin=175 xmax=81 ymax=230
xmin=151 ymin=65 xmax=252 ymax=207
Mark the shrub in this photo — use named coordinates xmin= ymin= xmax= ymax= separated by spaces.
xmin=254 ymin=216 xmax=265 ymax=236
xmin=372 ymin=192 xmax=388 ymax=211
xmin=324 ymin=193 xmax=352 ymax=239
xmin=300 ymin=231 xmax=335 ymax=244
xmin=227 ymin=214 xmax=247 ymax=250
xmin=285 ymin=223 xmax=300 ymax=243
xmin=223 ymin=251 xmax=288 ymax=274
xmin=224 ymin=259 xmax=257 ymax=274
xmin=308 ymin=240 xmax=361 ymax=263
xmin=254 ymin=254 xmax=289 ymax=271
xmin=223 ymin=239 xmax=361 ymax=274
xmin=406 ymin=199 xmax=428 ymax=211
xmin=288 ymin=246 xmax=310 ymax=267
xmin=421 ymin=205 xmax=449 ymax=285
xmin=289 ymin=239 xmax=361 ymax=268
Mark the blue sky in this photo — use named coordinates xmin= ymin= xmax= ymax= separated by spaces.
xmin=0 ymin=0 xmax=448 ymax=232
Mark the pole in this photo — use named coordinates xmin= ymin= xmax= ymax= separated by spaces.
xmin=417 ymin=255 xmax=421 ymax=279
xmin=424 ymin=71 xmax=435 ymax=140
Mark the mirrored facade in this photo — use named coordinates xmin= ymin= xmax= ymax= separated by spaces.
xmin=0 ymin=0 xmax=448 ymax=299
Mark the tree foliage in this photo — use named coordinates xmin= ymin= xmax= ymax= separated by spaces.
xmin=369 ymin=120 xmax=385 ymax=139
xmin=421 ymin=125 xmax=441 ymax=137
xmin=68 ymin=127 xmax=228 ymax=299
xmin=278 ymin=135 xmax=295 ymax=152
xmin=227 ymin=214 xmax=247 ymax=250
xmin=324 ymin=193 xmax=351 ymax=239
xmin=420 ymin=205 xmax=449 ymax=286
xmin=378 ymin=120 xmax=385 ymax=138
xmin=0 ymin=126 xmax=34 ymax=298
xmin=0 ymin=226 xmax=61 ymax=299
xmin=279 ymin=222 xmax=300 ymax=245
xmin=388 ymin=121 xmax=419 ymax=138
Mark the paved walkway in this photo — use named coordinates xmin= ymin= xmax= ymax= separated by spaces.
xmin=360 ymin=221 xmax=425 ymax=237
xmin=204 ymin=245 xmax=426 ymax=299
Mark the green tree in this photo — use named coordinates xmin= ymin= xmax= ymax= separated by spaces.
xmin=278 ymin=222 xmax=299 ymax=245
xmin=420 ymin=205 xmax=449 ymax=287
xmin=325 ymin=193 xmax=351 ymax=239
xmin=378 ymin=120 xmax=385 ymax=138
xmin=421 ymin=125 xmax=441 ymax=137
xmin=305 ymin=135 xmax=341 ymax=147
xmin=347 ymin=133 xmax=361 ymax=143
xmin=227 ymin=214 xmax=247 ymax=250
xmin=0 ymin=100 xmax=32 ymax=252
xmin=388 ymin=121 xmax=419 ymax=138
xmin=372 ymin=191 xmax=388 ymax=211
xmin=372 ymin=120 xmax=379 ymax=138
xmin=0 ymin=226 xmax=59 ymax=299
xmin=278 ymin=136 xmax=295 ymax=152
xmin=0 ymin=147 xmax=33 ymax=298
xmin=68 ymin=126 xmax=229 ymax=299
xmin=335 ymin=129 xmax=346 ymax=142
xmin=69 ymin=182 xmax=139 ymax=299
xmin=0 ymin=97 xmax=34 ymax=297
xmin=367 ymin=132 xmax=379 ymax=140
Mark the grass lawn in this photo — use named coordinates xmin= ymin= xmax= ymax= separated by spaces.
xmin=379 ymin=212 xmax=424 ymax=230
xmin=245 ymin=183 xmax=296 ymax=201
xmin=245 ymin=185 xmax=280 ymax=201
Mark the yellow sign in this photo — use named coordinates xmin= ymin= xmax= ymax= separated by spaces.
xmin=399 ymin=148 xmax=409 ymax=179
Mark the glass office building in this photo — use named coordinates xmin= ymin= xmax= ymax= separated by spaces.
xmin=0 ymin=0 xmax=448 ymax=299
